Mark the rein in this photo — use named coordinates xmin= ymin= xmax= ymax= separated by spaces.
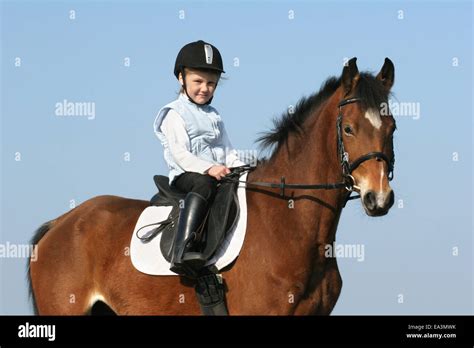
xmin=224 ymin=97 xmax=395 ymax=206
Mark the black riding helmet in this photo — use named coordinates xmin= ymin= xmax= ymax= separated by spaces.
xmin=174 ymin=40 xmax=225 ymax=105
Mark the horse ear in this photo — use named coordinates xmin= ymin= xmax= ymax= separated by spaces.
xmin=376 ymin=58 xmax=395 ymax=91
xmin=341 ymin=57 xmax=360 ymax=96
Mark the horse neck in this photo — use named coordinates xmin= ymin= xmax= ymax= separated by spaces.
xmin=248 ymin=93 xmax=345 ymax=249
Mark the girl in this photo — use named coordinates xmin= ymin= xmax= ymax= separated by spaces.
xmin=154 ymin=40 xmax=246 ymax=275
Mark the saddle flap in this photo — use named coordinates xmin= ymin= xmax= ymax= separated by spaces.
xmin=156 ymin=181 xmax=240 ymax=264
xmin=148 ymin=170 xmax=247 ymax=266
xmin=200 ymin=181 xmax=239 ymax=260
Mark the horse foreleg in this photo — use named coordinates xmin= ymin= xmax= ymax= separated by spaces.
xmin=293 ymin=261 xmax=343 ymax=315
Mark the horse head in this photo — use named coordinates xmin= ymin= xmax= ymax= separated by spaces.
xmin=336 ymin=57 xmax=396 ymax=216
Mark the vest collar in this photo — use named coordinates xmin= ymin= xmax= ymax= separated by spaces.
xmin=178 ymin=93 xmax=212 ymax=112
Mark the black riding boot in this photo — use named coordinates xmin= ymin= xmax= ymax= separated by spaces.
xmin=169 ymin=192 xmax=208 ymax=276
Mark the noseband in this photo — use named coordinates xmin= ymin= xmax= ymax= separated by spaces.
xmin=225 ymin=97 xmax=395 ymax=206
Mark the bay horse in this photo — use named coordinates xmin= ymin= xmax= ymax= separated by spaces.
xmin=28 ymin=57 xmax=396 ymax=315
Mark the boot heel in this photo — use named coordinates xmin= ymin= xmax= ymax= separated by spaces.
xmin=182 ymin=252 xmax=207 ymax=270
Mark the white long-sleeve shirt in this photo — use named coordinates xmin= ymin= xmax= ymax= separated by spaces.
xmin=160 ymin=109 xmax=245 ymax=174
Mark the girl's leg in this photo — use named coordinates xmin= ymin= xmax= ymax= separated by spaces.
xmin=169 ymin=172 xmax=218 ymax=275
xmin=173 ymin=172 xmax=218 ymax=201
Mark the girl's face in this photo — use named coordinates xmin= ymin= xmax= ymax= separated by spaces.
xmin=179 ymin=69 xmax=219 ymax=105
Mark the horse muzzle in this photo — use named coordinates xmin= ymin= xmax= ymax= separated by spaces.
xmin=362 ymin=189 xmax=394 ymax=216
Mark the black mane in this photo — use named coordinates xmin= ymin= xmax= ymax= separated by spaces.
xmin=256 ymin=72 xmax=390 ymax=161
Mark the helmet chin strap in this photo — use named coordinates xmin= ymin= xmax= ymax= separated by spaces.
xmin=181 ymin=69 xmax=217 ymax=106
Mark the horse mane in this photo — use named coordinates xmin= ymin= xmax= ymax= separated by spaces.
xmin=256 ymin=72 xmax=390 ymax=162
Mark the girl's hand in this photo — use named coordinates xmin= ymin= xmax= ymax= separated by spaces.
xmin=207 ymin=165 xmax=231 ymax=180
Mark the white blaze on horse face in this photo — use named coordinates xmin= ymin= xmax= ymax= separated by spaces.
xmin=377 ymin=166 xmax=386 ymax=207
xmin=358 ymin=162 xmax=386 ymax=194
xmin=379 ymin=166 xmax=384 ymax=192
xmin=357 ymin=162 xmax=392 ymax=211
xmin=364 ymin=108 xmax=382 ymax=130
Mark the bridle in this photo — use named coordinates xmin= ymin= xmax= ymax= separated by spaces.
xmin=336 ymin=97 xmax=395 ymax=188
xmin=224 ymin=97 xmax=395 ymax=206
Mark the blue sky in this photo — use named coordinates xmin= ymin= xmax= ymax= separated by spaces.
xmin=1 ymin=0 xmax=472 ymax=314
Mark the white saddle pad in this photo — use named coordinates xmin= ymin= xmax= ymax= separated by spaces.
xmin=130 ymin=172 xmax=248 ymax=276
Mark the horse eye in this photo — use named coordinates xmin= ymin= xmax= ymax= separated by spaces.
xmin=344 ymin=125 xmax=353 ymax=135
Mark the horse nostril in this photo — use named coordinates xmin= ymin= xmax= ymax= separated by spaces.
xmin=363 ymin=191 xmax=376 ymax=210
xmin=388 ymin=190 xmax=395 ymax=208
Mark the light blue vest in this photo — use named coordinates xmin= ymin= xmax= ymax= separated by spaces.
xmin=154 ymin=93 xmax=226 ymax=184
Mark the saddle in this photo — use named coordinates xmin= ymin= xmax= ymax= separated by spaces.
xmin=147 ymin=171 xmax=241 ymax=267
